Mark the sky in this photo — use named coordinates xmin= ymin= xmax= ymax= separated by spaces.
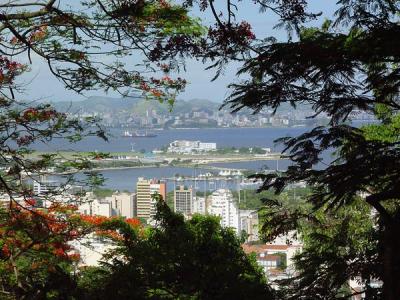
xmin=16 ymin=1 xmax=338 ymax=104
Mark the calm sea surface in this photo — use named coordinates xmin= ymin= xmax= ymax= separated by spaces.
xmin=36 ymin=127 xmax=327 ymax=191
xmin=33 ymin=127 xmax=311 ymax=152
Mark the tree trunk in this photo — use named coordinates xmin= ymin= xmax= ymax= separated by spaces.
xmin=383 ymin=221 xmax=400 ymax=300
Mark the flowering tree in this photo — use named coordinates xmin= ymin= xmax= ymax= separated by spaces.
xmin=0 ymin=200 xmax=143 ymax=298
xmin=0 ymin=1 xmax=207 ymax=297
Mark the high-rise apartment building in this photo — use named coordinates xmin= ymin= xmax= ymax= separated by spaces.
xmin=239 ymin=210 xmax=259 ymax=242
xmin=135 ymin=178 xmax=166 ymax=219
xmin=150 ymin=180 xmax=167 ymax=201
xmin=33 ymin=175 xmax=59 ymax=196
xmin=106 ymin=192 xmax=136 ymax=218
xmin=209 ymin=189 xmax=239 ymax=234
xmin=174 ymin=185 xmax=193 ymax=215
xmin=149 ymin=179 xmax=167 ymax=218
xmin=79 ymin=198 xmax=112 ymax=217
xmin=192 ymin=196 xmax=206 ymax=215
xmin=136 ymin=178 xmax=151 ymax=219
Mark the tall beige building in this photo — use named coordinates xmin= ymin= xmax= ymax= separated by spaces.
xmin=106 ymin=192 xmax=136 ymax=219
xmin=136 ymin=178 xmax=152 ymax=219
xmin=174 ymin=185 xmax=193 ymax=215
xmin=135 ymin=178 xmax=166 ymax=219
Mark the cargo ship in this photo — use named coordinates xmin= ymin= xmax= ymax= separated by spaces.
xmin=122 ymin=130 xmax=157 ymax=138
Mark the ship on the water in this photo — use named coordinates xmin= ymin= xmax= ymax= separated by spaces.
xmin=122 ymin=130 xmax=157 ymax=138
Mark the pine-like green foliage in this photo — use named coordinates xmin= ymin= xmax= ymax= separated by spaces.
xmin=213 ymin=0 xmax=400 ymax=298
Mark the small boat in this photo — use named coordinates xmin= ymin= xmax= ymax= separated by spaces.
xmin=240 ymin=179 xmax=263 ymax=187
xmin=122 ymin=130 xmax=157 ymax=138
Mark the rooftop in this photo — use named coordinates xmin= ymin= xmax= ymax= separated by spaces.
xmin=242 ymin=243 xmax=301 ymax=254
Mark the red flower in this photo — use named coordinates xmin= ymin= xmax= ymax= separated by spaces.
xmin=2 ymin=244 xmax=10 ymax=257
xmin=24 ymin=198 xmax=36 ymax=206
xmin=53 ymin=247 xmax=66 ymax=257
xmin=126 ymin=218 xmax=141 ymax=227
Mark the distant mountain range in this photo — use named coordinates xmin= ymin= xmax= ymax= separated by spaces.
xmin=50 ymin=96 xmax=221 ymax=115
xmin=49 ymin=96 xmax=312 ymax=116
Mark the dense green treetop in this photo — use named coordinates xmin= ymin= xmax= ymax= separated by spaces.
xmin=190 ymin=1 xmax=400 ymax=299
xmin=79 ymin=199 xmax=274 ymax=300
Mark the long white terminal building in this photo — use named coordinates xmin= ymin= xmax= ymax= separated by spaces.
xmin=167 ymin=140 xmax=217 ymax=154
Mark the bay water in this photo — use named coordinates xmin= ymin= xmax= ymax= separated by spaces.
xmin=35 ymin=127 xmax=325 ymax=191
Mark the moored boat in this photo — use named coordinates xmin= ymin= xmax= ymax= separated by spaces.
xmin=121 ymin=130 xmax=157 ymax=138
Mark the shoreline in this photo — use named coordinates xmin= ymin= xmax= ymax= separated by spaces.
xmin=125 ymin=125 xmax=306 ymax=131
xmin=52 ymin=156 xmax=286 ymax=175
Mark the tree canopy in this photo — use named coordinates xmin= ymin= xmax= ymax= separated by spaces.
xmin=0 ymin=1 xmax=206 ymax=298
xmin=80 ymin=199 xmax=273 ymax=300
xmin=2 ymin=0 xmax=400 ymax=299
xmin=201 ymin=0 xmax=400 ymax=299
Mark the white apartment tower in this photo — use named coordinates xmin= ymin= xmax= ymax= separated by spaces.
xmin=209 ymin=189 xmax=239 ymax=234
xmin=33 ymin=176 xmax=59 ymax=195
xmin=79 ymin=199 xmax=112 ymax=217
xmin=192 ymin=196 xmax=206 ymax=215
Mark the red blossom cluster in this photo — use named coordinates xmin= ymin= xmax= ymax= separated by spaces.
xmin=68 ymin=252 xmax=81 ymax=261
xmin=29 ymin=25 xmax=48 ymax=42
xmin=95 ymin=229 xmax=124 ymax=241
xmin=208 ymin=21 xmax=256 ymax=50
xmin=48 ymin=202 xmax=78 ymax=213
xmin=149 ymin=35 xmax=204 ymax=61
xmin=151 ymin=89 xmax=164 ymax=97
xmin=151 ymin=76 xmax=186 ymax=87
xmin=80 ymin=214 xmax=141 ymax=229
xmin=161 ymin=75 xmax=174 ymax=84
xmin=1 ymin=244 xmax=10 ymax=257
xmin=0 ymin=56 xmax=25 ymax=86
xmin=0 ymin=203 xmax=84 ymax=262
xmin=24 ymin=198 xmax=36 ymax=206
xmin=79 ymin=214 xmax=109 ymax=226
xmin=125 ymin=218 xmax=141 ymax=227
xmin=19 ymin=107 xmax=63 ymax=123
xmin=139 ymin=75 xmax=187 ymax=98
xmin=158 ymin=0 xmax=171 ymax=9
xmin=0 ymin=199 xmax=141 ymax=265
xmin=52 ymin=241 xmax=72 ymax=258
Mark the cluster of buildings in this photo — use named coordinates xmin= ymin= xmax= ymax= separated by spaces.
xmin=4 ymin=175 xmax=302 ymax=282
xmin=72 ymin=178 xmax=167 ymax=221
xmin=22 ymin=176 xmax=379 ymax=295
xmin=242 ymin=238 xmax=303 ymax=286
xmin=174 ymin=186 xmax=259 ymax=240
xmin=85 ymin=105 xmax=334 ymax=129
xmin=74 ymin=97 xmax=375 ymax=130
xmin=29 ymin=177 xmax=256 ymax=240
xmin=167 ymin=140 xmax=217 ymax=154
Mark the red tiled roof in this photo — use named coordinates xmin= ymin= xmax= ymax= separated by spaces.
xmin=242 ymin=244 xmax=269 ymax=254
xmin=242 ymin=243 xmax=301 ymax=254
xmin=258 ymin=254 xmax=281 ymax=261
xmin=264 ymin=244 xmax=289 ymax=251
xmin=268 ymin=268 xmax=286 ymax=276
